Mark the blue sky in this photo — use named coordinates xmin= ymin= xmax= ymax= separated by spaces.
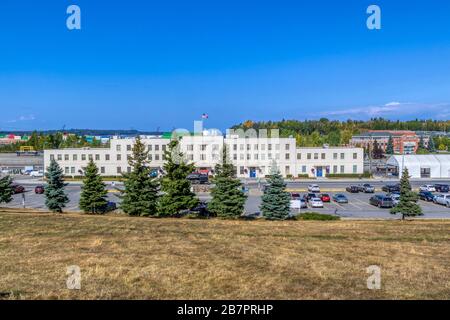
xmin=1 ymin=0 xmax=450 ymax=131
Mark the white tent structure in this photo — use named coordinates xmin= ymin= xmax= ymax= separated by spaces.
xmin=386 ymin=155 xmax=450 ymax=179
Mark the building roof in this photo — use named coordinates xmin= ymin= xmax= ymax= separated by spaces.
xmin=387 ymin=154 xmax=450 ymax=167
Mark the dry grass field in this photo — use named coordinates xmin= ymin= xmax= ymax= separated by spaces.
xmin=0 ymin=209 xmax=449 ymax=300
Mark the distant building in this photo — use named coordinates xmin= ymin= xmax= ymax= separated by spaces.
xmin=0 ymin=134 xmax=29 ymax=145
xmin=350 ymin=130 xmax=427 ymax=154
xmin=44 ymin=133 xmax=364 ymax=178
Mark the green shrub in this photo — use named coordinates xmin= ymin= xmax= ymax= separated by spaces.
xmin=326 ymin=173 xmax=372 ymax=179
xmin=295 ymin=212 xmax=340 ymax=221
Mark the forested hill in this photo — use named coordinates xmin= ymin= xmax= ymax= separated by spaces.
xmin=232 ymin=118 xmax=450 ymax=147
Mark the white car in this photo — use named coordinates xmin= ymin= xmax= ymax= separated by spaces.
xmin=308 ymin=184 xmax=320 ymax=193
xmin=310 ymin=197 xmax=324 ymax=208
xmin=419 ymin=185 xmax=436 ymax=192
xmin=30 ymin=170 xmax=44 ymax=177
xmin=433 ymin=194 xmax=450 ymax=206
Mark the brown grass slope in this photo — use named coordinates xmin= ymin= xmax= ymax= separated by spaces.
xmin=0 ymin=211 xmax=449 ymax=299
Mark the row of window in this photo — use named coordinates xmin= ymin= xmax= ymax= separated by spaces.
xmin=51 ymin=153 xmax=166 ymax=162
xmin=116 ymin=144 xmax=168 ymax=152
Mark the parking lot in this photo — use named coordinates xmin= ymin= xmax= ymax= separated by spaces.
xmin=3 ymin=177 xmax=450 ymax=219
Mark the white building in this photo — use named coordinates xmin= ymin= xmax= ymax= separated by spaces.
xmin=387 ymin=155 xmax=450 ymax=179
xmin=44 ymin=133 xmax=364 ymax=178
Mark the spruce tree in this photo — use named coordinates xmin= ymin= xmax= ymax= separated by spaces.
xmin=208 ymin=145 xmax=247 ymax=218
xmin=390 ymin=168 xmax=422 ymax=220
xmin=44 ymin=159 xmax=69 ymax=213
xmin=260 ymin=161 xmax=291 ymax=220
xmin=121 ymin=136 xmax=159 ymax=216
xmin=79 ymin=159 xmax=108 ymax=214
xmin=371 ymin=139 xmax=383 ymax=159
xmin=0 ymin=175 xmax=14 ymax=205
xmin=427 ymin=136 xmax=436 ymax=153
xmin=158 ymin=140 xmax=199 ymax=216
xmin=386 ymin=135 xmax=394 ymax=155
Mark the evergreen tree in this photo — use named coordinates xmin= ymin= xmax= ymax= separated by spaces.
xmin=386 ymin=135 xmax=394 ymax=155
xmin=208 ymin=146 xmax=247 ymax=218
xmin=260 ymin=161 xmax=291 ymax=220
xmin=0 ymin=175 xmax=14 ymax=205
xmin=371 ymin=139 xmax=384 ymax=159
xmin=121 ymin=136 xmax=159 ymax=216
xmin=390 ymin=168 xmax=422 ymax=220
xmin=158 ymin=140 xmax=199 ymax=216
xmin=427 ymin=136 xmax=436 ymax=153
xmin=44 ymin=159 xmax=69 ymax=213
xmin=79 ymin=160 xmax=108 ymax=214
xmin=418 ymin=136 xmax=425 ymax=149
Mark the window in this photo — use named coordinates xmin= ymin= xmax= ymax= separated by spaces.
xmin=117 ymin=154 xmax=121 ymax=161
xmin=340 ymin=153 xmax=345 ymax=160
xmin=233 ymin=144 xmax=237 ymax=151
xmin=297 ymin=153 xmax=301 ymax=160
xmin=261 ymin=154 xmax=265 ymax=160
xmin=116 ymin=145 xmax=121 ymax=152
xmin=127 ymin=167 xmax=131 ymax=173
xmin=81 ymin=154 xmax=86 ymax=161
xmin=275 ymin=153 xmax=280 ymax=160
xmin=71 ymin=167 xmax=75 ymax=174
xmin=333 ymin=153 xmax=338 ymax=160
xmin=148 ymin=145 xmax=153 ymax=151
xmin=246 ymin=144 xmax=251 ymax=151
xmin=268 ymin=153 xmax=272 ymax=160
xmin=233 ymin=154 xmax=237 ymax=160
xmin=307 ymin=153 xmax=311 ymax=160
xmin=285 ymin=153 xmax=290 ymax=160
xmin=240 ymin=166 xmax=245 ymax=175
xmin=117 ymin=167 xmax=122 ymax=174
xmin=95 ymin=154 xmax=100 ymax=161
xmin=261 ymin=144 xmax=266 ymax=151
xmin=57 ymin=154 xmax=62 ymax=161
xmin=188 ymin=154 xmax=194 ymax=161
xmin=186 ymin=144 xmax=193 ymax=151
xmin=254 ymin=144 xmax=258 ymax=150
xmin=420 ymin=167 xmax=431 ymax=178
xmin=200 ymin=154 xmax=207 ymax=161
xmin=64 ymin=154 xmax=69 ymax=161
xmin=105 ymin=154 xmax=110 ymax=161
xmin=101 ymin=167 xmax=105 ymax=174
xmin=353 ymin=153 xmax=358 ymax=160
xmin=240 ymin=144 xmax=244 ymax=151
xmin=340 ymin=165 xmax=345 ymax=173
xmin=127 ymin=154 xmax=132 ymax=160
xmin=240 ymin=154 xmax=244 ymax=160
xmin=268 ymin=144 xmax=272 ymax=151
xmin=154 ymin=145 xmax=159 ymax=151
xmin=314 ymin=153 xmax=318 ymax=160
xmin=285 ymin=144 xmax=290 ymax=150
xmin=302 ymin=165 xmax=306 ymax=173
xmin=254 ymin=154 xmax=259 ymax=160
xmin=127 ymin=145 xmax=131 ymax=151
xmin=275 ymin=144 xmax=280 ymax=151
xmin=333 ymin=165 xmax=337 ymax=174
xmin=285 ymin=166 xmax=290 ymax=175
xmin=247 ymin=154 xmax=251 ymax=160
xmin=201 ymin=144 xmax=207 ymax=151
xmin=148 ymin=154 xmax=153 ymax=161
xmin=321 ymin=153 xmax=325 ymax=160
xmin=353 ymin=165 xmax=357 ymax=173
xmin=162 ymin=145 xmax=166 ymax=152
xmin=88 ymin=154 xmax=93 ymax=161
xmin=73 ymin=154 xmax=77 ymax=161
xmin=65 ymin=167 xmax=69 ymax=174
xmin=155 ymin=155 xmax=160 ymax=161
xmin=50 ymin=155 xmax=55 ymax=161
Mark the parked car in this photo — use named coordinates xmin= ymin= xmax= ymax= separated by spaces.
xmin=34 ymin=185 xmax=45 ymax=194
xmin=332 ymin=194 xmax=348 ymax=203
xmin=180 ymin=201 xmax=211 ymax=217
xmin=382 ymin=184 xmax=400 ymax=193
xmin=291 ymin=193 xmax=301 ymax=200
xmin=433 ymin=194 xmax=450 ymax=206
xmin=308 ymin=184 xmax=320 ymax=193
xmin=388 ymin=193 xmax=400 ymax=206
xmin=310 ymin=198 xmax=324 ymax=208
xmin=418 ymin=191 xmax=435 ymax=202
xmin=290 ymin=198 xmax=308 ymax=209
xmin=30 ymin=170 xmax=44 ymax=178
xmin=369 ymin=195 xmax=394 ymax=208
xmin=358 ymin=184 xmax=375 ymax=193
xmin=101 ymin=201 xmax=117 ymax=213
xmin=419 ymin=185 xmax=436 ymax=192
xmin=434 ymin=184 xmax=450 ymax=193
xmin=186 ymin=173 xmax=209 ymax=184
xmin=303 ymin=193 xmax=317 ymax=201
xmin=346 ymin=185 xmax=359 ymax=193
xmin=319 ymin=193 xmax=331 ymax=202
xmin=12 ymin=185 xmax=25 ymax=194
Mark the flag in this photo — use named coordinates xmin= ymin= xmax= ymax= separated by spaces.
xmin=201 ymin=113 xmax=209 ymax=119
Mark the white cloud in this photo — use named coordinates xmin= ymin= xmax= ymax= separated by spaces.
xmin=5 ymin=114 xmax=36 ymax=123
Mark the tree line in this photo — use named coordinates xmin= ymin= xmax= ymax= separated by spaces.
xmin=233 ymin=118 xmax=450 ymax=148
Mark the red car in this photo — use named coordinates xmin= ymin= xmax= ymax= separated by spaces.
xmin=12 ymin=185 xmax=25 ymax=194
xmin=320 ymin=194 xmax=331 ymax=202
xmin=35 ymin=185 xmax=45 ymax=194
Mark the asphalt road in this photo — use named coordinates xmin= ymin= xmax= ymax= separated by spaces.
xmin=5 ymin=176 xmax=450 ymax=219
